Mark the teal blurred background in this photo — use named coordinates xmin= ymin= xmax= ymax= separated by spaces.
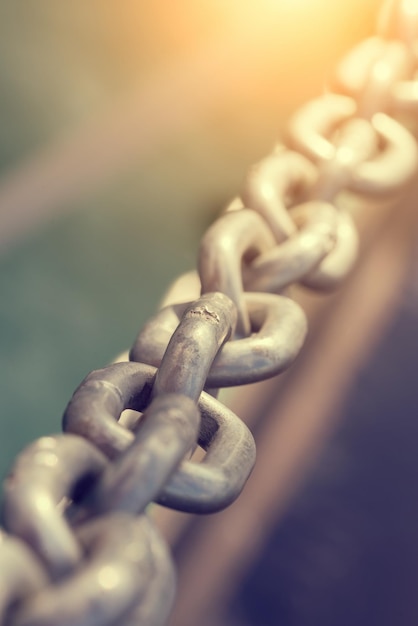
xmin=0 ymin=0 xmax=381 ymax=478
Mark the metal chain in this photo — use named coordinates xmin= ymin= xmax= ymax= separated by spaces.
xmin=2 ymin=0 xmax=418 ymax=624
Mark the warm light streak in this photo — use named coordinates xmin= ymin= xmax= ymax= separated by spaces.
xmin=403 ymin=0 xmax=418 ymax=17
xmin=266 ymin=0 xmax=312 ymax=9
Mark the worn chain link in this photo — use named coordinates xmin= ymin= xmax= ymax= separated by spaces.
xmin=2 ymin=0 xmax=418 ymax=623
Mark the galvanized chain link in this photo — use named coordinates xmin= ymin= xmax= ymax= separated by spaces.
xmin=2 ymin=0 xmax=418 ymax=623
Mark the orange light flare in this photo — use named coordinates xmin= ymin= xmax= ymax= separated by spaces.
xmin=141 ymin=0 xmax=383 ymax=106
xmin=0 ymin=0 xmax=386 ymax=250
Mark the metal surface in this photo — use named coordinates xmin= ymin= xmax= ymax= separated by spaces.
xmin=198 ymin=208 xmax=275 ymax=336
xmin=131 ymin=293 xmax=307 ymax=386
xmin=244 ymin=201 xmax=339 ymax=292
xmin=155 ymin=390 xmax=256 ymax=513
xmin=1 ymin=0 xmax=418 ymax=623
xmin=11 ymin=514 xmax=174 ymax=626
xmin=152 ymin=292 xmax=237 ymax=401
xmin=3 ymin=435 xmax=107 ymax=578
xmin=92 ymin=393 xmax=200 ymax=515
xmin=241 ymin=147 xmax=315 ymax=241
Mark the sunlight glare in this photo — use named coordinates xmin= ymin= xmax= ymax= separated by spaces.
xmin=403 ymin=0 xmax=418 ymax=17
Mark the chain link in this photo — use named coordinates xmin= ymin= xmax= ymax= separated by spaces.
xmin=1 ymin=0 xmax=418 ymax=623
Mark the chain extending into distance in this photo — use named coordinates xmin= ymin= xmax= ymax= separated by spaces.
xmin=2 ymin=0 xmax=418 ymax=623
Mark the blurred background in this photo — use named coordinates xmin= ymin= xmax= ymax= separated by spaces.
xmin=4 ymin=1 xmax=418 ymax=625
xmin=0 ymin=0 xmax=381 ymax=473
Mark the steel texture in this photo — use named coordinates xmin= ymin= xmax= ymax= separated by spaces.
xmin=1 ymin=1 xmax=418 ymax=623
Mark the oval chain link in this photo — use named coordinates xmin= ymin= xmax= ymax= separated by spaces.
xmin=2 ymin=0 xmax=418 ymax=624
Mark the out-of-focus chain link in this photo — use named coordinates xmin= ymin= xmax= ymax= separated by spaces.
xmin=1 ymin=0 xmax=418 ymax=624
